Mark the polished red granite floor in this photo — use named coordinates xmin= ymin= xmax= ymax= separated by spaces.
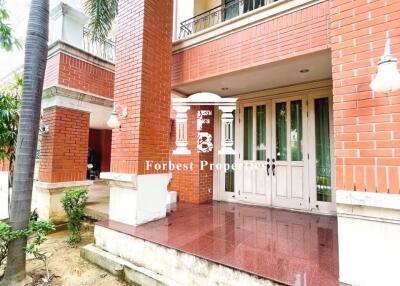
xmin=97 ymin=202 xmax=339 ymax=286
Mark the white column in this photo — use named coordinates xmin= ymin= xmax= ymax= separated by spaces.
xmin=173 ymin=105 xmax=191 ymax=155
xmin=49 ymin=2 xmax=87 ymax=48
xmin=174 ymin=0 xmax=195 ymax=40
xmin=218 ymin=105 xmax=236 ymax=155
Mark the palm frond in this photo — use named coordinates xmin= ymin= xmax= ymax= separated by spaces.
xmin=85 ymin=0 xmax=118 ymax=41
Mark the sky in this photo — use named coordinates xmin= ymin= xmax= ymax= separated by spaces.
xmin=0 ymin=0 xmax=30 ymax=79
xmin=0 ymin=0 xmax=85 ymax=80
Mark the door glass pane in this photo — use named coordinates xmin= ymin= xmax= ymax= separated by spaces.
xmin=244 ymin=106 xmax=253 ymax=160
xmin=290 ymin=100 xmax=303 ymax=161
xmin=315 ymin=98 xmax=332 ymax=202
xmin=275 ymin=102 xmax=287 ymax=161
xmin=225 ymin=111 xmax=235 ymax=192
xmin=256 ymin=105 xmax=266 ymax=160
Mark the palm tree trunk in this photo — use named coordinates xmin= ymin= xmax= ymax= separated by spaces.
xmin=1 ymin=0 xmax=49 ymax=284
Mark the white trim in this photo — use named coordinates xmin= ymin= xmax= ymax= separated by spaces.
xmin=42 ymin=95 xmax=91 ymax=113
xmin=172 ymin=92 xmax=237 ymax=106
xmin=100 ymin=172 xmax=138 ymax=183
xmin=43 ymin=84 xmax=114 ymax=104
xmin=50 ymin=2 xmax=87 ymax=23
xmin=47 ymin=40 xmax=115 ymax=71
xmin=307 ymin=93 xmax=336 ymax=213
xmin=42 ymin=86 xmax=114 ymax=115
xmin=336 ymin=190 xmax=400 ymax=211
xmin=173 ymin=0 xmax=325 ymax=52
xmin=34 ymin=180 xmax=92 ymax=190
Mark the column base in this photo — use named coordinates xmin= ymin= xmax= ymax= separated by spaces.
xmin=100 ymin=172 xmax=172 ymax=226
xmin=32 ymin=180 xmax=93 ymax=224
xmin=336 ymin=190 xmax=400 ymax=286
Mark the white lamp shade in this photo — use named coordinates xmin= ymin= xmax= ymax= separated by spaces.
xmin=370 ymin=38 xmax=400 ymax=93
xmin=370 ymin=60 xmax=400 ymax=93
xmin=107 ymin=112 xmax=120 ymax=129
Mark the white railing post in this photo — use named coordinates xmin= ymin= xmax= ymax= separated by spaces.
xmin=218 ymin=106 xmax=236 ymax=155
xmin=173 ymin=105 xmax=191 ymax=155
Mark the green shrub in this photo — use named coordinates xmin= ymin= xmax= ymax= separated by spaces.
xmin=0 ymin=218 xmax=54 ymax=281
xmin=0 ymin=222 xmax=18 ymax=266
xmin=60 ymin=188 xmax=88 ymax=246
xmin=25 ymin=219 xmax=55 ymax=282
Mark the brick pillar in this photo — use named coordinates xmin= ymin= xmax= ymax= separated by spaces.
xmin=39 ymin=107 xmax=89 ymax=182
xmin=170 ymin=106 xmax=214 ymax=204
xmin=331 ymin=1 xmax=400 ymax=285
xmin=110 ymin=0 xmax=172 ymax=175
xmin=103 ymin=0 xmax=173 ymax=226
xmin=34 ymin=107 xmax=90 ymax=223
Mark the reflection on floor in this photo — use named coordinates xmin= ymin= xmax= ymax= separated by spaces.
xmin=97 ymin=201 xmax=339 ymax=286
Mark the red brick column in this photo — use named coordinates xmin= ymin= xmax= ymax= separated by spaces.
xmin=110 ymin=0 xmax=173 ymax=175
xmin=331 ymin=0 xmax=400 ymax=193
xmin=39 ymin=107 xmax=89 ymax=183
xmin=170 ymin=106 xmax=214 ymax=204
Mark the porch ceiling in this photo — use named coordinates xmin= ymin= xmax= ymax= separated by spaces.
xmin=173 ymin=50 xmax=332 ymax=97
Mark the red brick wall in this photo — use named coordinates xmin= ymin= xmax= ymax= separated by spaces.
xmin=331 ymin=0 xmax=400 ymax=193
xmin=110 ymin=0 xmax=173 ymax=174
xmin=169 ymin=106 xmax=214 ymax=204
xmin=44 ymin=52 xmax=114 ymax=99
xmin=172 ymin=1 xmax=330 ymax=86
xmin=43 ymin=54 xmax=60 ymax=88
xmin=89 ymin=129 xmax=112 ymax=173
xmin=39 ymin=107 xmax=89 ymax=183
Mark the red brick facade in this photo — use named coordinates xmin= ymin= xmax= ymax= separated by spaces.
xmin=331 ymin=0 xmax=400 ymax=193
xmin=170 ymin=106 xmax=214 ymax=204
xmin=39 ymin=107 xmax=89 ymax=183
xmin=37 ymin=44 xmax=115 ymax=184
xmin=44 ymin=52 xmax=114 ymax=99
xmin=89 ymin=129 xmax=112 ymax=173
xmin=33 ymin=0 xmax=400 ymax=202
xmin=0 ymin=160 xmax=9 ymax=172
xmin=110 ymin=0 xmax=173 ymax=175
xmin=172 ymin=1 xmax=330 ymax=87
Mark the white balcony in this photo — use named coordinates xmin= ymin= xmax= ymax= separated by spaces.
xmin=50 ymin=1 xmax=115 ymax=63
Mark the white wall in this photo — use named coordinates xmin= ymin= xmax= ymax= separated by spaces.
xmin=336 ymin=191 xmax=400 ymax=286
xmin=0 ymin=172 xmax=9 ymax=220
xmin=50 ymin=0 xmax=84 ymax=11
xmin=173 ymin=0 xmax=195 ymax=40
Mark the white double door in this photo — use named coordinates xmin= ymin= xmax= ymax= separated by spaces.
xmin=237 ymin=95 xmax=310 ymax=210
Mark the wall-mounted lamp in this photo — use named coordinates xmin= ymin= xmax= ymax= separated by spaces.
xmin=370 ymin=38 xmax=400 ymax=93
xmin=39 ymin=112 xmax=49 ymax=135
xmin=39 ymin=125 xmax=49 ymax=135
xmin=107 ymin=104 xmax=128 ymax=129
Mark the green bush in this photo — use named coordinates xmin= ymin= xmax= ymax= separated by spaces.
xmin=0 ymin=222 xmax=19 ymax=266
xmin=25 ymin=219 xmax=55 ymax=282
xmin=0 ymin=218 xmax=54 ymax=281
xmin=60 ymin=188 xmax=88 ymax=246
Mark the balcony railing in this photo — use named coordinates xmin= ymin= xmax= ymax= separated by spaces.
xmin=83 ymin=28 xmax=116 ymax=63
xmin=179 ymin=0 xmax=280 ymax=39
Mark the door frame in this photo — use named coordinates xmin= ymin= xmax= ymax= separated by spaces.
xmin=213 ymin=81 xmax=336 ymax=215
xmin=271 ymin=95 xmax=310 ymax=210
xmin=236 ymin=100 xmax=272 ymax=206
xmin=307 ymin=93 xmax=336 ymax=214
